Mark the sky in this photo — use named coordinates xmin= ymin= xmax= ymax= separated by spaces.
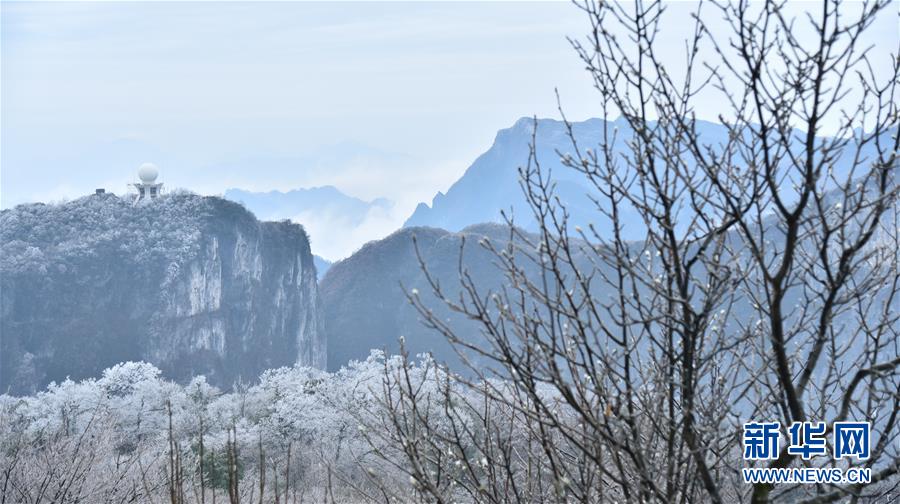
xmin=2 ymin=3 xmax=600 ymax=199
xmin=2 ymin=1 xmax=897 ymax=260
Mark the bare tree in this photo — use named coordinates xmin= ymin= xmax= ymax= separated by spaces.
xmin=374 ymin=1 xmax=899 ymax=503
xmin=0 ymin=411 xmax=162 ymax=504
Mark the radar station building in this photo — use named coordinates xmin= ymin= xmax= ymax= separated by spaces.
xmin=132 ymin=163 xmax=163 ymax=201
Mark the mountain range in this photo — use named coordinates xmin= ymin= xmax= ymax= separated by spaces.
xmin=4 ymin=115 xmax=893 ymax=387
xmin=324 ymin=117 xmax=897 ymax=370
xmin=404 ymin=117 xmax=893 ymax=239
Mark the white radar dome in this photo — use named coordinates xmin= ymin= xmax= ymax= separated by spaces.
xmin=138 ymin=163 xmax=159 ymax=183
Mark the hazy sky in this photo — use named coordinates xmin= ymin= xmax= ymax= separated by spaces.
xmin=2 ymin=1 xmax=897 ymax=259
xmin=2 ymin=2 xmax=600 ymax=201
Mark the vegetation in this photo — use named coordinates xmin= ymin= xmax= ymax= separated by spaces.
xmin=0 ymin=356 xmax=413 ymax=502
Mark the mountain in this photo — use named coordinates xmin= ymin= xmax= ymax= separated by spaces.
xmin=0 ymin=192 xmax=324 ymax=394
xmin=404 ymin=117 xmax=636 ymax=234
xmin=324 ymin=170 xmax=899 ymax=372
xmin=320 ymin=223 xmax=569 ymax=371
xmin=224 ymin=186 xmax=394 ymax=261
xmin=404 ymin=117 xmax=890 ymax=237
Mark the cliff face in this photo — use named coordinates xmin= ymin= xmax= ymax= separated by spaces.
xmin=1 ymin=192 xmax=324 ymax=394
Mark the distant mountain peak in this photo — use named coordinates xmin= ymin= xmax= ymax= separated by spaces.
xmin=404 ymin=116 xmax=618 ymax=233
xmin=404 ymin=116 xmax=870 ymax=238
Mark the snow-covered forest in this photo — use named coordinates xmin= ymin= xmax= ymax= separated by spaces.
xmin=0 ymin=352 xmax=597 ymax=503
xmin=0 ymin=353 xmax=421 ymax=502
xmin=1 ymin=191 xmax=207 ymax=278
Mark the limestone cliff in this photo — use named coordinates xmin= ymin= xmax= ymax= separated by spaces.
xmin=1 ymin=192 xmax=324 ymax=394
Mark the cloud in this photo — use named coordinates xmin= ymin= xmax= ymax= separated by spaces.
xmin=291 ymin=202 xmax=403 ymax=262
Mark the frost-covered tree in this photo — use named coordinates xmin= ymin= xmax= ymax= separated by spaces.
xmin=383 ymin=1 xmax=900 ymax=503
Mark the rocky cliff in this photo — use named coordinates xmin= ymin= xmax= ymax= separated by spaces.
xmin=1 ymin=192 xmax=324 ymax=394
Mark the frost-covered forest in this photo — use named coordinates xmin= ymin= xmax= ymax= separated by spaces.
xmin=0 ymin=353 xmax=592 ymax=503
xmin=0 ymin=353 xmax=423 ymax=502
xmin=1 ymin=191 xmax=210 ymax=278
